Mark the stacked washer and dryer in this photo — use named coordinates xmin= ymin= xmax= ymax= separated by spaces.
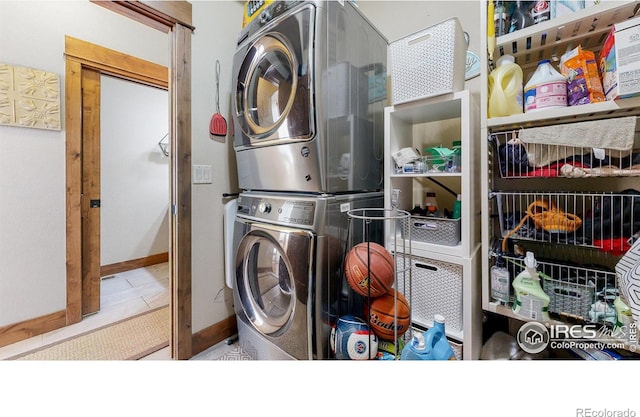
xmin=230 ymin=0 xmax=388 ymax=360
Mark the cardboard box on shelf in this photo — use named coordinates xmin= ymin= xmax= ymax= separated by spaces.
xmin=598 ymin=16 xmax=640 ymax=101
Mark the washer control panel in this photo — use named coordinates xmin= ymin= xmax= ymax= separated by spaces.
xmin=242 ymin=0 xmax=272 ymax=28
xmin=237 ymin=194 xmax=316 ymax=226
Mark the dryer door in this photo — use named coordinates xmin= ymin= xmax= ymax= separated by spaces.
xmin=233 ymin=5 xmax=314 ymax=148
xmin=235 ymin=222 xmax=314 ymax=337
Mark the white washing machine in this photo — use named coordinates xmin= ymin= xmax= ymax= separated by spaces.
xmin=232 ymin=191 xmax=384 ymax=359
xmin=231 ymin=0 xmax=388 ymax=194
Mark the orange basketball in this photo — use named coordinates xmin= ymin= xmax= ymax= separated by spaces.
xmin=344 ymin=242 xmax=395 ymax=298
xmin=364 ymin=289 xmax=411 ymax=340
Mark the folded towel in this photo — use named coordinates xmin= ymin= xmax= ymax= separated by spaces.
xmin=519 ymin=116 xmax=637 ymax=150
xmin=520 ymin=116 xmax=637 ymax=167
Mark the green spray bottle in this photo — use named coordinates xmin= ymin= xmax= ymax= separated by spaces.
xmin=612 ymin=296 xmax=633 ymax=339
xmin=512 ymin=251 xmax=550 ymax=322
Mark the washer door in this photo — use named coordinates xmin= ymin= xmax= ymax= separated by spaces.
xmin=233 ymin=6 xmax=314 ymax=147
xmin=235 ymin=223 xmax=313 ymax=337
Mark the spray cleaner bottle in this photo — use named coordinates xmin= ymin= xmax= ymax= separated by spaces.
xmin=612 ymin=296 xmax=633 ymax=339
xmin=512 ymin=251 xmax=550 ymax=321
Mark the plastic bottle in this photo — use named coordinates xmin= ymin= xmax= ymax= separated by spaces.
xmin=409 ymin=204 xmax=425 ymax=217
xmin=612 ymin=296 xmax=633 ymax=338
xmin=509 ymin=0 xmax=534 ymax=33
xmin=451 ymin=140 xmax=462 ymax=173
xmin=488 ymin=54 xmax=524 ymax=118
xmin=424 ymin=204 xmax=441 ymax=218
xmin=400 ymin=332 xmax=429 ymax=360
xmin=490 ymin=256 xmax=510 ymax=304
xmin=494 ymin=0 xmax=508 ymax=37
xmin=524 ymin=59 xmax=567 ymax=113
xmin=512 ymin=252 xmax=551 ymax=321
xmin=452 ymin=194 xmax=462 ymax=219
xmin=400 ymin=315 xmax=456 ymax=360
xmin=424 ymin=192 xmax=438 ymax=210
xmin=425 ymin=316 xmax=456 ymax=360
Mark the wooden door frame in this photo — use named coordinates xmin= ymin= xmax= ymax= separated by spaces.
xmin=80 ymin=67 xmax=102 ymax=317
xmin=66 ymin=1 xmax=194 ymax=360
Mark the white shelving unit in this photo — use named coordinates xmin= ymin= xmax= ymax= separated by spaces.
xmin=384 ymin=90 xmax=483 ymax=359
xmin=480 ymin=0 xmax=640 ymax=353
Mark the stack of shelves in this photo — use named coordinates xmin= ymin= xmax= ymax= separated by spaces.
xmin=384 ymin=90 xmax=483 ymax=359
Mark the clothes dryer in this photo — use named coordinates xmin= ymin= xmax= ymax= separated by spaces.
xmin=232 ymin=191 xmax=384 ymax=359
xmin=231 ymin=1 xmax=388 ymax=194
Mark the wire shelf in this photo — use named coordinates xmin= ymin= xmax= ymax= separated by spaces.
xmin=491 ymin=128 xmax=640 ymax=179
xmin=493 ymin=190 xmax=640 ymax=255
xmin=491 ymin=253 xmax=617 ymax=324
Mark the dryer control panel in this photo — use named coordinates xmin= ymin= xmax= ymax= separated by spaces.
xmin=241 ymin=1 xmax=303 ymax=28
xmin=237 ymin=194 xmax=316 ymax=226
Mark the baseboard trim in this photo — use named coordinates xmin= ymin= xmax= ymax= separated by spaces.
xmin=191 ymin=314 xmax=237 ymax=357
xmin=0 ymin=310 xmax=67 ymax=348
xmin=101 ymin=252 xmax=169 ymax=277
xmin=1 ymin=309 xmax=239 ymax=355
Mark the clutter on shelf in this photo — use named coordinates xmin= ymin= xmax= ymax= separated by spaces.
xmin=392 ymin=144 xmax=461 ymax=174
xmin=495 ymin=189 xmax=640 ymax=255
xmin=488 ymin=9 xmax=640 ymax=118
xmin=492 ymin=117 xmax=640 ymax=179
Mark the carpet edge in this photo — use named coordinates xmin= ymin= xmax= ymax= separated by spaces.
xmin=7 ymin=306 xmax=169 ymax=360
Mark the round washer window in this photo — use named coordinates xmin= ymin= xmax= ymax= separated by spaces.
xmin=238 ymin=233 xmax=295 ymax=336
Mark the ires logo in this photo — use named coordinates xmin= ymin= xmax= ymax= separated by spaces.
xmin=549 ymin=324 xmax=598 ymax=339
xmin=517 ymin=322 xmax=630 ymax=354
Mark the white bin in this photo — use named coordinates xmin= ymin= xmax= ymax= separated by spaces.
xmin=390 ymin=17 xmax=467 ymax=105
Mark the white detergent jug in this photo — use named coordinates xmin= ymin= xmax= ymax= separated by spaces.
xmin=524 ymin=59 xmax=567 ymax=113
xmin=488 ymin=54 xmax=524 ymax=118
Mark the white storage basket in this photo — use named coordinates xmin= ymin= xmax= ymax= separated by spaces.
xmin=396 ymin=254 xmax=463 ymax=332
xmin=402 ymin=216 xmax=461 ymax=246
xmin=390 ymin=17 xmax=467 ymax=105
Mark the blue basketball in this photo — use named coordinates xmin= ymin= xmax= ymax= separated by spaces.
xmin=330 ymin=315 xmax=378 ymax=360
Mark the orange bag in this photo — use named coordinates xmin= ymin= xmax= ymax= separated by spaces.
xmin=560 ymin=45 xmax=605 ymax=106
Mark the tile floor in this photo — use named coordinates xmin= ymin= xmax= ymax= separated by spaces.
xmin=0 ymin=262 xmax=171 ymax=360
xmin=0 ymin=261 xmax=241 ymax=361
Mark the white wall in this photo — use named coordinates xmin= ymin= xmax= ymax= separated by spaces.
xmin=190 ymin=1 xmax=244 ymax=332
xmin=100 ymin=75 xmax=169 ymax=266
xmin=0 ymin=0 xmax=168 ymax=326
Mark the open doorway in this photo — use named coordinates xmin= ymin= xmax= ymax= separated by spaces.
xmin=69 ymin=1 xmax=194 ymax=360
xmin=65 ymin=35 xmax=181 ymax=357
xmin=99 ymin=74 xmax=170 ymax=313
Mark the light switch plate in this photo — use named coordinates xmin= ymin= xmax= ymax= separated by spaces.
xmin=193 ymin=165 xmax=212 ymax=184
